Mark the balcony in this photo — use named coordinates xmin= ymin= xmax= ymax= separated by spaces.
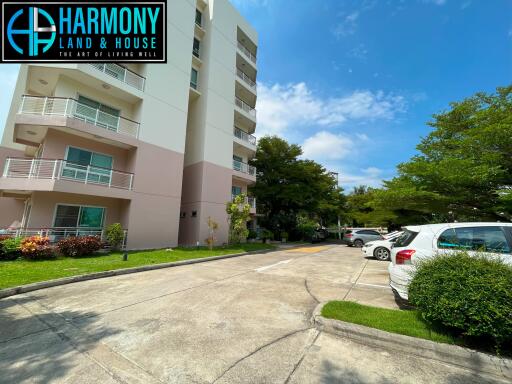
xmin=233 ymin=126 xmax=256 ymax=155
xmin=17 ymin=95 xmax=140 ymax=141
xmin=1 ymin=158 xmax=134 ymax=199
xmin=234 ymin=127 xmax=256 ymax=145
xmin=232 ymin=194 xmax=256 ymax=208
xmin=232 ymin=159 xmax=256 ymax=183
xmin=236 ymin=68 xmax=256 ymax=91
xmin=237 ymin=41 xmax=257 ymax=64
xmin=6 ymin=227 xmax=128 ymax=246
xmin=89 ymin=63 xmax=145 ymax=91
xmin=235 ymin=97 xmax=256 ymax=118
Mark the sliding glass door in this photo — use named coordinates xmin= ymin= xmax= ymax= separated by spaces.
xmin=62 ymin=147 xmax=113 ymax=185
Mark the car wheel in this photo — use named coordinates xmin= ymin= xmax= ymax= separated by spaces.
xmin=374 ymin=247 xmax=390 ymax=261
xmin=354 ymin=239 xmax=364 ymax=248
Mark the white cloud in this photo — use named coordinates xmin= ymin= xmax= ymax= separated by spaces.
xmin=302 ymin=131 xmax=355 ymax=161
xmin=339 ymin=167 xmax=386 ymax=189
xmin=332 ymin=11 xmax=359 ymax=38
xmin=422 ymin=0 xmax=446 ymax=5
xmin=256 ymin=82 xmax=406 ymax=137
xmin=347 ymin=44 xmax=368 ymax=61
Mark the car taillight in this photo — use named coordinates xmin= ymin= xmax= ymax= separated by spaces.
xmin=345 ymin=233 xmax=352 ymax=238
xmin=396 ymin=250 xmax=415 ymax=265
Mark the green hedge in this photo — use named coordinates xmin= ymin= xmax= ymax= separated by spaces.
xmin=409 ymin=252 xmax=512 ymax=348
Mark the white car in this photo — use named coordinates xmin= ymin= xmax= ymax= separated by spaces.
xmin=389 ymin=222 xmax=512 ymax=300
xmin=362 ymin=231 xmax=403 ymax=261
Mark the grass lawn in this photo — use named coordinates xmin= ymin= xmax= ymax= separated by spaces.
xmin=321 ymin=301 xmax=457 ymax=345
xmin=0 ymin=243 xmax=275 ymax=290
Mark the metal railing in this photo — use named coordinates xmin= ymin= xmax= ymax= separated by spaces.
xmin=235 ymin=97 xmax=256 ymax=118
xmin=232 ymin=195 xmax=256 ymax=208
xmin=237 ymin=41 xmax=257 ymax=64
xmin=89 ymin=63 xmax=145 ymax=91
xmin=6 ymin=227 xmax=128 ymax=246
xmin=236 ymin=68 xmax=256 ymax=90
xmin=234 ymin=127 xmax=256 ymax=146
xmin=18 ymin=95 xmax=140 ymax=138
xmin=233 ymin=159 xmax=256 ymax=176
xmin=2 ymin=157 xmax=134 ymax=190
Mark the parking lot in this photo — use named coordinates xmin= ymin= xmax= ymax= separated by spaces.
xmin=1 ymin=244 xmax=503 ymax=384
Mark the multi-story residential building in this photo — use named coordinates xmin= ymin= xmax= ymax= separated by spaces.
xmin=0 ymin=0 xmax=258 ymax=249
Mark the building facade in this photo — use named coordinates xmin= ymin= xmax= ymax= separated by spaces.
xmin=0 ymin=0 xmax=258 ymax=249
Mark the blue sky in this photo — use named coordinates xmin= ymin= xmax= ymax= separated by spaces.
xmin=230 ymin=0 xmax=512 ymax=189
xmin=0 ymin=0 xmax=511 ymax=190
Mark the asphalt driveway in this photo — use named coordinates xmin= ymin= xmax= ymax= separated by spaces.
xmin=0 ymin=244 xmax=506 ymax=383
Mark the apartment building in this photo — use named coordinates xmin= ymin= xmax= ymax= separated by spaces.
xmin=0 ymin=0 xmax=258 ymax=249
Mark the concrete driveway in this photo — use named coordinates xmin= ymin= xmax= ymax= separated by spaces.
xmin=0 ymin=244 xmax=506 ymax=383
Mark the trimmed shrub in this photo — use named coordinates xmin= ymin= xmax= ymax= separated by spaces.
xmin=0 ymin=236 xmax=21 ymax=260
xmin=57 ymin=236 xmax=102 ymax=257
xmin=409 ymin=252 xmax=512 ymax=346
xmin=259 ymin=229 xmax=274 ymax=242
xmin=106 ymin=223 xmax=124 ymax=250
xmin=20 ymin=236 xmax=55 ymax=260
xmin=247 ymin=230 xmax=258 ymax=240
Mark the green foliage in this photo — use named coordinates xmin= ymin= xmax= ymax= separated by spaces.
xmin=280 ymin=231 xmax=289 ymax=240
xmin=259 ymin=229 xmax=274 ymax=241
xmin=57 ymin=236 xmax=102 ymax=257
xmin=381 ymin=86 xmax=512 ymax=222
xmin=247 ymin=230 xmax=258 ymax=240
xmin=296 ymin=215 xmax=317 ymax=240
xmin=106 ymin=223 xmax=124 ymax=250
xmin=226 ymin=194 xmax=251 ymax=244
xmin=0 ymin=236 xmax=22 ymax=260
xmin=249 ymin=136 xmax=346 ymax=236
xmin=409 ymin=252 xmax=512 ymax=347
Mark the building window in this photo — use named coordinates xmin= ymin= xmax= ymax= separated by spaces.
xmin=191 ymin=211 xmax=198 ymax=218
xmin=232 ymin=186 xmax=242 ymax=197
xmin=195 ymin=9 xmax=202 ymax=27
xmin=75 ymin=95 xmax=120 ymax=131
xmin=193 ymin=38 xmax=200 ymax=58
xmin=180 ymin=212 xmax=186 ymax=219
xmin=54 ymin=205 xmax=105 ymax=228
xmin=233 ymin=155 xmax=243 ymax=172
xmin=190 ymin=68 xmax=198 ymax=90
xmin=62 ymin=147 xmax=113 ymax=185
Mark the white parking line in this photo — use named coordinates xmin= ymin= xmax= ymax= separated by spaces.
xmin=255 ymin=259 xmax=292 ymax=272
xmin=354 ymin=282 xmax=391 ymax=289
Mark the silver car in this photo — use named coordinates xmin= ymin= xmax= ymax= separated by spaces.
xmin=343 ymin=229 xmax=383 ymax=247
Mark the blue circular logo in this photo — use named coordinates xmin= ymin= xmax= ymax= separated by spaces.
xmin=7 ymin=7 xmax=56 ymax=57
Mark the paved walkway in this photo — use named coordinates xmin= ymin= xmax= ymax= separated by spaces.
xmin=0 ymin=245 xmax=506 ymax=383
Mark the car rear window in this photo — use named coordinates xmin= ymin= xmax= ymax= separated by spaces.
xmin=437 ymin=226 xmax=511 ymax=254
xmin=344 ymin=230 xmax=352 ymax=234
xmin=394 ymin=230 xmax=418 ymax=248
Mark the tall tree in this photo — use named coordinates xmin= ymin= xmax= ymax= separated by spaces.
xmin=378 ymin=85 xmax=512 ymax=222
xmin=250 ymin=136 xmax=346 ymax=235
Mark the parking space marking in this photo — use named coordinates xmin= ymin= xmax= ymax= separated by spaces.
xmin=285 ymin=246 xmax=329 ymax=253
xmin=355 ymin=282 xmax=391 ymax=289
xmin=255 ymin=259 xmax=293 ymax=272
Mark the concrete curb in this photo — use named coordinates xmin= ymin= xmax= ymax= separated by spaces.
xmin=0 ymin=247 xmax=279 ymax=300
xmin=311 ymin=302 xmax=512 ymax=381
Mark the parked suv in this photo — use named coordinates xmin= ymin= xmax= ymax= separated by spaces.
xmin=343 ymin=229 xmax=383 ymax=247
xmin=389 ymin=222 xmax=512 ymax=300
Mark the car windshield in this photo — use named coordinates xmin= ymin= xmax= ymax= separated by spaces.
xmin=394 ymin=230 xmax=418 ymax=247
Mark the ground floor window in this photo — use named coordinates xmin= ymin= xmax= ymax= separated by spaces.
xmin=232 ymin=186 xmax=242 ymax=196
xmin=53 ymin=205 xmax=105 ymax=228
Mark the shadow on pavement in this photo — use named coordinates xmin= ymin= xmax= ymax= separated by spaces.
xmin=0 ymin=296 xmax=120 ymax=384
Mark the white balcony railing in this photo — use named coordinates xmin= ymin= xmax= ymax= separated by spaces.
xmin=236 ymin=68 xmax=256 ymax=90
xmin=234 ymin=127 xmax=256 ymax=146
xmin=233 ymin=159 xmax=256 ymax=177
xmin=237 ymin=41 xmax=257 ymax=64
xmin=235 ymin=97 xmax=256 ymax=118
xmin=232 ymin=195 xmax=256 ymax=209
xmin=89 ymin=63 xmax=145 ymax=91
xmin=6 ymin=227 xmax=128 ymax=245
xmin=2 ymin=158 xmax=134 ymax=190
xmin=18 ymin=96 xmax=140 ymax=138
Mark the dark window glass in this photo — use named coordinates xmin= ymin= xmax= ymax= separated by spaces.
xmin=438 ymin=227 xmax=510 ymax=254
xmin=193 ymin=38 xmax=200 ymax=57
xmin=195 ymin=9 xmax=202 ymax=26
xmin=54 ymin=205 xmax=80 ymax=227
xmin=394 ymin=230 xmax=418 ymax=248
